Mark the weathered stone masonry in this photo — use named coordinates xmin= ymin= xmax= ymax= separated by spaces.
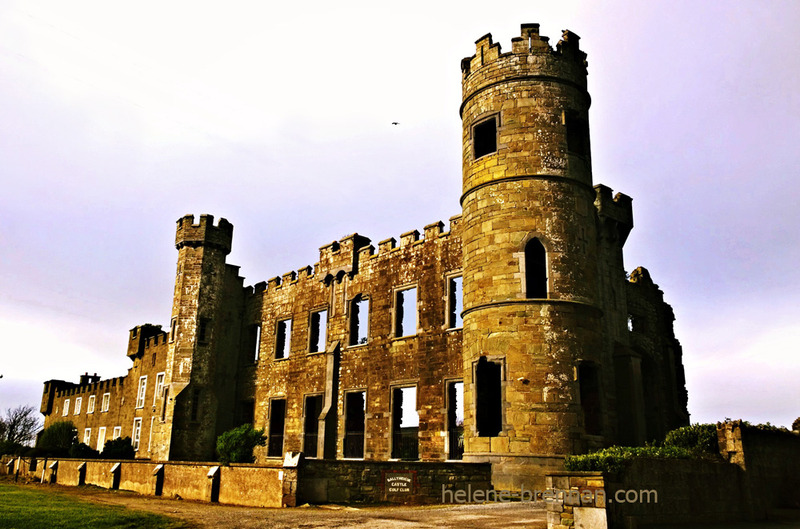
xmin=41 ymin=24 xmax=688 ymax=490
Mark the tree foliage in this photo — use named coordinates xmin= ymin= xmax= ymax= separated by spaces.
xmin=216 ymin=424 xmax=266 ymax=465
xmin=69 ymin=442 xmax=100 ymax=459
xmin=793 ymin=417 xmax=800 ymax=433
xmin=37 ymin=421 xmax=77 ymax=457
xmin=663 ymin=423 xmax=718 ymax=455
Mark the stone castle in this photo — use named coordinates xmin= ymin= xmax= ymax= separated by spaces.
xmin=40 ymin=24 xmax=689 ymax=490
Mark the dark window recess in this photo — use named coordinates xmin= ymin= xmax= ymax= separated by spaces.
xmin=448 ymin=276 xmax=463 ymax=328
xmin=198 ymin=318 xmax=210 ymax=343
xmin=579 ymin=363 xmax=602 ymax=435
xmin=161 ymin=387 xmax=169 ymax=421
xmin=303 ymin=395 xmax=323 ymax=458
xmin=473 ymin=118 xmax=497 ymax=158
xmin=309 ymin=310 xmax=327 ymax=353
xmin=275 ymin=319 xmax=291 ymax=359
xmin=151 ymin=353 xmax=156 ymax=366
xmin=238 ymin=400 xmax=255 ymax=426
xmin=267 ymin=399 xmax=286 ymax=457
xmin=395 ymin=288 xmax=417 ymax=337
xmin=190 ymin=388 xmax=201 ymax=422
xmin=349 ymin=296 xmax=368 ymax=346
xmin=170 ymin=318 xmax=177 ymax=342
xmin=525 ymin=238 xmax=548 ymax=298
xmin=565 ymin=110 xmax=590 ymax=157
xmin=245 ymin=324 xmax=261 ymax=363
xmin=343 ymin=392 xmax=366 ymax=458
xmin=392 ymin=387 xmax=419 ymax=460
xmin=475 ymin=357 xmax=502 ymax=437
xmin=447 ymin=381 xmax=464 ymax=460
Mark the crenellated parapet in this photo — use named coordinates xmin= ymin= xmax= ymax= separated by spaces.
xmin=175 ymin=214 xmax=233 ymax=254
xmin=460 ymin=23 xmax=588 ymax=113
xmin=127 ymin=323 xmax=167 ymax=358
xmin=594 ymin=184 xmax=634 ymax=245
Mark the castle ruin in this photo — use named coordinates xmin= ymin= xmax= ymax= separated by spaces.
xmin=40 ymin=24 xmax=689 ymax=490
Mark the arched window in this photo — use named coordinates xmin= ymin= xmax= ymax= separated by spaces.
xmin=525 ymin=238 xmax=547 ymax=298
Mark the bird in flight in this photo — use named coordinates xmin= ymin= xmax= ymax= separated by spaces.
xmin=391 ymin=122 xmax=399 ymax=125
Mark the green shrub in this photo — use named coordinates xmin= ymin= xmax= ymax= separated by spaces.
xmin=100 ymin=437 xmax=135 ymax=460
xmin=0 ymin=440 xmax=26 ymax=456
xmin=565 ymin=445 xmax=693 ymax=474
xmin=663 ymin=423 xmax=718 ymax=455
xmin=216 ymin=424 xmax=266 ymax=465
xmin=69 ymin=442 xmax=100 ymax=459
xmin=37 ymin=421 xmax=77 ymax=457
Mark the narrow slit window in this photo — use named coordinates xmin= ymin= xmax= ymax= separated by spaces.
xmin=87 ymin=395 xmax=95 ymax=414
xmin=475 ymin=357 xmax=502 ymax=437
xmin=190 ymin=388 xmax=201 ymax=421
xmin=63 ymin=399 xmax=70 ymax=417
xmin=447 ymin=381 xmax=464 ymax=460
xmin=198 ymin=318 xmax=210 ymax=343
xmin=392 ymin=386 xmax=419 ymax=460
xmin=349 ymin=296 xmax=369 ymax=346
xmin=473 ymin=117 xmax=498 ymax=158
xmin=343 ymin=391 xmax=366 ymax=458
xmin=267 ymin=399 xmax=286 ymax=457
xmin=276 ymin=319 xmax=292 ymax=359
xmin=447 ymin=276 xmax=463 ymax=329
xmin=309 ymin=310 xmax=328 ymax=353
xmin=303 ymin=395 xmax=323 ymax=458
xmin=136 ymin=376 xmax=147 ymax=409
xmin=74 ymin=397 xmax=82 ymax=415
xmin=525 ymin=238 xmax=548 ymax=298
xmin=395 ymin=287 xmax=417 ymax=337
xmin=132 ymin=418 xmax=142 ymax=451
xmin=170 ymin=318 xmax=177 ymax=342
xmin=245 ymin=324 xmax=261 ymax=363
xmin=102 ymin=393 xmax=110 ymax=412
xmin=579 ymin=362 xmax=602 ymax=436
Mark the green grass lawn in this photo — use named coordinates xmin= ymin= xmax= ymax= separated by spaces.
xmin=0 ymin=483 xmax=190 ymax=529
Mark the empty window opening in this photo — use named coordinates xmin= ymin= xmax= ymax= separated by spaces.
xmin=151 ymin=353 xmax=157 ymax=366
xmin=392 ymin=386 xmax=419 ymax=460
xmin=245 ymin=324 xmax=261 ymax=363
xmin=473 ymin=117 xmax=498 ymax=158
xmin=579 ymin=363 xmax=602 ymax=436
xmin=395 ymin=287 xmax=417 ymax=337
xmin=190 ymin=388 xmax=201 ymax=422
xmin=309 ymin=310 xmax=328 ymax=353
xmin=275 ymin=319 xmax=292 ymax=359
xmin=198 ymin=318 xmax=210 ymax=343
xmin=267 ymin=399 xmax=286 ymax=457
xmin=447 ymin=381 xmax=464 ymax=460
xmin=170 ymin=318 xmax=177 ymax=342
xmin=525 ymin=238 xmax=548 ymax=298
xmin=475 ymin=357 xmax=503 ymax=437
xmin=154 ymin=373 xmax=165 ymax=406
xmin=161 ymin=387 xmax=169 ymax=421
xmin=132 ymin=418 xmax=142 ymax=451
xmin=349 ymin=296 xmax=369 ymax=346
xmin=303 ymin=395 xmax=323 ymax=458
xmin=564 ymin=110 xmax=590 ymax=157
xmin=87 ymin=395 xmax=95 ymax=414
xmin=101 ymin=393 xmax=110 ymax=412
xmin=343 ymin=391 xmax=366 ymax=458
xmin=447 ymin=276 xmax=463 ymax=329
xmin=96 ymin=427 xmax=106 ymax=452
xmin=136 ymin=376 xmax=147 ymax=409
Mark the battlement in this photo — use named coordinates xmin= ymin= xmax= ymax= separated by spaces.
xmin=175 ymin=214 xmax=233 ymax=254
xmin=127 ymin=323 xmax=167 ymax=358
xmin=594 ymin=185 xmax=634 ymax=244
xmin=461 ymin=24 xmax=588 ymax=106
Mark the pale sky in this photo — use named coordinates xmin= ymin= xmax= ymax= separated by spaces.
xmin=1 ymin=1 xmax=798 ymax=430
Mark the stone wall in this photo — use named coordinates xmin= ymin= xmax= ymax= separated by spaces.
xmin=297 ymin=459 xmax=492 ymax=504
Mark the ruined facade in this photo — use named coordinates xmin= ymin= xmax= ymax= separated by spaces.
xmin=41 ymin=24 xmax=689 ymax=489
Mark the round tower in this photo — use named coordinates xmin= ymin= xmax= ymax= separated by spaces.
xmin=460 ymin=24 xmax=604 ymax=489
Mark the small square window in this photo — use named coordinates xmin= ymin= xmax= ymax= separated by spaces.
xmin=473 ymin=117 xmax=498 ymax=158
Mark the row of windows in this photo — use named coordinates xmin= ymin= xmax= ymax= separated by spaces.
xmin=62 ymin=393 xmax=111 ymax=417
xmin=81 ymin=425 xmax=122 ymax=452
xmin=247 ymin=276 xmax=465 ymax=362
xmin=265 ymin=381 xmax=465 ymax=461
